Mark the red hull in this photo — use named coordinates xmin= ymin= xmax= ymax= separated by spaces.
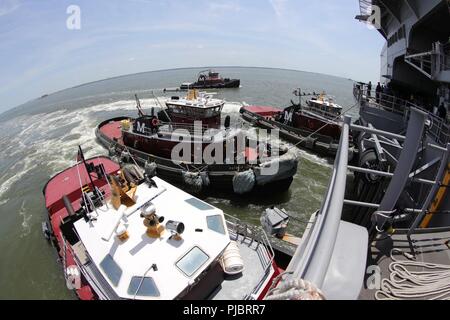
xmin=43 ymin=157 xmax=120 ymax=300
xmin=167 ymin=113 xmax=221 ymax=128
xmin=242 ymin=105 xmax=342 ymax=141
xmin=292 ymin=113 xmax=342 ymax=140
xmin=243 ymin=105 xmax=281 ymax=118
xmin=101 ymin=119 xmax=260 ymax=163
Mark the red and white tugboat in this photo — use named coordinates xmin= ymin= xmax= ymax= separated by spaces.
xmin=161 ymin=90 xmax=224 ymax=128
xmin=180 ymin=70 xmax=240 ymax=90
xmin=43 ymin=147 xmax=285 ymax=300
xmin=96 ymin=92 xmax=299 ymax=195
xmin=240 ymin=89 xmax=353 ymax=157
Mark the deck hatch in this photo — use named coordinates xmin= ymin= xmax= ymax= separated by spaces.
xmin=127 ymin=277 xmax=160 ymax=297
xmin=185 ymin=198 xmax=214 ymax=211
xmin=176 ymin=246 xmax=209 ymax=277
xmin=100 ymin=254 xmax=122 ymax=287
xmin=207 ymin=215 xmax=226 ymax=235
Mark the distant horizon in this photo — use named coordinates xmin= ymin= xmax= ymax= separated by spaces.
xmin=0 ymin=65 xmax=363 ymax=116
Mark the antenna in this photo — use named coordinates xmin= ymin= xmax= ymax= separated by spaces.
xmin=151 ymin=91 xmax=172 ymax=123
xmin=78 ymin=146 xmax=96 ymax=191
xmin=135 ymin=94 xmax=145 ymax=117
xmin=293 ymin=88 xmax=302 ymax=106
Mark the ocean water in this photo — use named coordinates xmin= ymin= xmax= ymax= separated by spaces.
xmin=0 ymin=67 xmax=357 ymax=299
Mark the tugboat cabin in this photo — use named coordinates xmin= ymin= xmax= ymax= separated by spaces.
xmin=306 ymin=94 xmax=343 ymax=119
xmin=165 ymin=90 xmax=224 ymax=128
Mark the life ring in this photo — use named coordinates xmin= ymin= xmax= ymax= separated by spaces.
xmin=151 ymin=118 xmax=159 ymax=127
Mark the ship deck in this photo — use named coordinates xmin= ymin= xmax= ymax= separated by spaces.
xmin=359 ymin=228 xmax=450 ymax=300
xmin=182 ymin=233 xmax=273 ymax=300
xmin=73 ymin=177 xmax=232 ymax=300
xmin=99 ymin=120 xmax=123 ymax=143
xmin=71 ymin=175 xmax=275 ymax=300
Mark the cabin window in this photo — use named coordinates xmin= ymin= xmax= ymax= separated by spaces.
xmin=100 ymin=254 xmax=122 ymax=286
xmin=185 ymin=197 xmax=214 ymax=211
xmin=127 ymin=276 xmax=160 ymax=297
xmin=207 ymin=215 xmax=226 ymax=235
xmin=176 ymin=246 xmax=209 ymax=277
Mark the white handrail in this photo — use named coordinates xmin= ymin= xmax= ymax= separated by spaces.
xmin=283 ymin=116 xmax=351 ymax=288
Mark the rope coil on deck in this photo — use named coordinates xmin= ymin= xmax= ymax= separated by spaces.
xmin=375 ymin=249 xmax=450 ymax=300
xmin=265 ymin=278 xmax=326 ymax=300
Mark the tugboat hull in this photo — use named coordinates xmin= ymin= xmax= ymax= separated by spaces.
xmin=180 ymin=79 xmax=240 ymax=90
xmin=240 ymin=105 xmax=355 ymax=158
xmin=42 ymin=156 xmax=120 ymax=300
xmin=96 ymin=117 xmax=298 ymax=195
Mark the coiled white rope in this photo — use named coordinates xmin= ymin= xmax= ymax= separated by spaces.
xmin=375 ymin=249 xmax=450 ymax=300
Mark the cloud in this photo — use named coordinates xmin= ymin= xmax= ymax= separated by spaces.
xmin=0 ymin=0 xmax=21 ymax=17
xmin=269 ymin=0 xmax=288 ymax=17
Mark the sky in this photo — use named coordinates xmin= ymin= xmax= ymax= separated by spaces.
xmin=0 ymin=0 xmax=385 ymax=113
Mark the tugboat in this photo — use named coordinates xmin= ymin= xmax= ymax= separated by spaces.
xmin=240 ymin=89 xmax=351 ymax=157
xmin=159 ymin=90 xmax=224 ymax=128
xmin=42 ymin=147 xmax=289 ymax=300
xmin=96 ymin=92 xmax=299 ymax=195
xmin=180 ymin=70 xmax=240 ymax=90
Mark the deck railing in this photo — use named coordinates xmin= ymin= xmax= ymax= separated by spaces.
xmin=224 ymin=212 xmax=275 ymax=299
xmin=158 ymin=122 xmax=211 ymax=134
xmin=353 ymin=84 xmax=449 ymax=145
xmin=300 ymin=105 xmax=342 ymax=122
xmin=224 ymin=212 xmax=275 ymax=270
xmin=123 ymin=121 xmax=212 ymax=136
xmin=405 ymin=41 xmax=450 ymax=77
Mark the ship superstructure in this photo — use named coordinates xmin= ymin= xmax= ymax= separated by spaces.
xmin=266 ymin=0 xmax=450 ymax=300
xmin=357 ymin=0 xmax=449 ymax=113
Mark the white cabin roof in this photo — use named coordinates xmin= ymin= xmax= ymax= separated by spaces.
xmin=166 ymin=99 xmax=224 ymax=109
xmin=74 ymin=177 xmax=230 ymax=300
xmin=309 ymin=97 xmax=343 ymax=110
xmin=166 ymin=92 xmax=224 ymax=109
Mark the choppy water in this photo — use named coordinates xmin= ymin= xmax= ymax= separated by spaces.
xmin=0 ymin=67 xmax=357 ymax=299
